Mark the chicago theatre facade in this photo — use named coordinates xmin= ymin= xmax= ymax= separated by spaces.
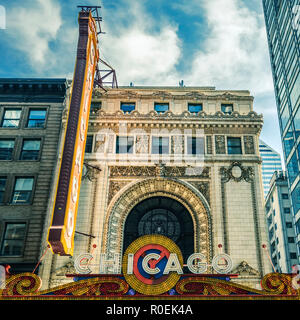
xmin=40 ymin=86 xmax=272 ymax=289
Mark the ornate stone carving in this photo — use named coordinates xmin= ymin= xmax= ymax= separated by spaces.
xmin=215 ymin=135 xmax=226 ymax=154
xmin=155 ymin=163 xmax=166 ymax=177
xmin=54 ymin=261 xmax=76 ymax=276
xmin=220 ymin=162 xmax=254 ymax=183
xmin=171 ymin=135 xmax=184 ymax=154
xmin=244 ymin=136 xmax=255 ymax=154
xmin=109 ymin=165 xmax=210 ymax=178
xmin=185 ymin=91 xmax=207 ymax=100
xmin=152 ymin=91 xmax=172 ymax=100
xmin=189 ymin=182 xmax=210 ymax=204
xmin=94 ymin=134 xmax=114 ymax=153
xmin=232 ymin=261 xmax=260 ymax=276
xmin=206 ymin=136 xmax=212 ymax=154
xmin=135 ymin=135 xmax=149 ymax=154
xmin=108 ymin=180 xmax=130 ymax=204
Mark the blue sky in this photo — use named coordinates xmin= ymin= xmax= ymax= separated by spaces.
xmin=0 ymin=0 xmax=283 ymax=158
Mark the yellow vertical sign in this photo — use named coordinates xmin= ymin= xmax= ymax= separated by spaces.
xmin=48 ymin=12 xmax=99 ymax=256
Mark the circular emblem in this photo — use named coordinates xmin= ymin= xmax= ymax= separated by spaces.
xmin=122 ymin=235 xmax=183 ymax=295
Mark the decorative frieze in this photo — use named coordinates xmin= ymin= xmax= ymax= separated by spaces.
xmin=109 ymin=165 xmax=210 ymax=179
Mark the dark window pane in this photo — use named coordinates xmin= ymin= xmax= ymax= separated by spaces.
xmin=0 ymin=177 xmax=6 ymax=203
xmin=154 ymin=103 xmax=169 ymax=114
xmin=121 ymin=103 xmax=135 ymax=114
xmin=187 ymin=137 xmax=204 ymax=155
xmin=288 ymin=237 xmax=295 ymax=243
xmin=2 ymin=109 xmax=21 ymax=128
xmin=27 ymin=109 xmax=47 ymax=128
xmin=294 ymin=106 xmax=300 ymax=139
xmin=90 ymin=102 xmax=101 ymax=114
xmin=287 ymin=151 xmax=299 ymax=185
xmin=0 ymin=140 xmax=14 ymax=160
xmin=152 ymin=137 xmax=169 ymax=154
xmin=116 ymin=136 xmax=134 ymax=154
xmin=188 ymin=104 xmax=202 ymax=113
xmin=292 ymin=182 xmax=300 ymax=215
xmin=0 ymin=223 xmax=26 ymax=256
xmin=227 ymin=137 xmax=242 ymax=154
xmin=221 ymin=104 xmax=233 ymax=115
xmin=85 ymin=135 xmax=93 ymax=153
xmin=20 ymin=140 xmax=41 ymax=160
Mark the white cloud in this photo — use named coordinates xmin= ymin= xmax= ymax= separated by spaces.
xmin=6 ymin=0 xmax=62 ymax=66
xmin=186 ymin=0 xmax=274 ymax=95
xmin=99 ymin=2 xmax=181 ymax=86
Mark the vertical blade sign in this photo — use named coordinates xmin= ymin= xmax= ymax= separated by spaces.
xmin=48 ymin=11 xmax=99 ymax=256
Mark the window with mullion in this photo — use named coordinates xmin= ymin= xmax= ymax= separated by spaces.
xmin=27 ymin=109 xmax=47 ymax=128
xmin=227 ymin=137 xmax=242 ymax=154
xmin=152 ymin=137 xmax=169 ymax=154
xmin=116 ymin=136 xmax=134 ymax=154
xmin=0 ymin=223 xmax=26 ymax=256
xmin=2 ymin=109 xmax=21 ymax=128
xmin=20 ymin=139 xmax=41 ymax=160
xmin=11 ymin=177 xmax=34 ymax=204
xmin=0 ymin=139 xmax=15 ymax=160
xmin=187 ymin=137 xmax=204 ymax=155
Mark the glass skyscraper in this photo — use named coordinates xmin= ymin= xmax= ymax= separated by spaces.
xmin=259 ymin=140 xmax=283 ymax=197
xmin=262 ymin=0 xmax=300 ymax=261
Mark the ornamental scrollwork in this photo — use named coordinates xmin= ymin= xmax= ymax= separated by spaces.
xmin=220 ymin=162 xmax=254 ymax=183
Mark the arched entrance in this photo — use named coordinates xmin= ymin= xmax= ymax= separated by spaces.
xmin=102 ymin=178 xmax=212 ymax=272
xmin=123 ymin=196 xmax=194 ymax=262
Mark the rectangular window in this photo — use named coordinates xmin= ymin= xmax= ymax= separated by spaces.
xmin=282 ymin=193 xmax=289 ymax=199
xmin=11 ymin=177 xmax=34 ymax=204
xmin=286 ymin=222 xmax=293 ymax=228
xmin=0 ymin=139 xmax=15 ymax=160
xmin=227 ymin=137 xmax=242 ymax=154
xmin=85 ymin=135 xmax=93 ymax=153
xmin=20 ymin=139 xmax=41 ymax=160
xmin=2 ymin=109 xmax=21 ymax=128
xmin=90 ymin=102 xmax=101 ymax=114
xmin=221 ymin=104 xmax=233 ymax=115
xmin=152 ymin=137 xmax=169 ymax=154
xmin=0 ymin=223 xmax=26 ymax=256
xmin=188 ymin=103 xmax=203 ymax=114
xmin=283 ymin=208 xmax=291 ymax=214
xmin=120 ymin=102 xmax=135 ymax=114
xmin=187 ymin=137 xmax=204 ymax=155
xmin=0 ymin=177 xmax=6 ymax=204
xmin=288 ymin=237 xmax=295 ymax=243
xmin=290 ymin=253 xmax=297 ymax=260
xmin=116 ymin=136 xmax=134 ymax=154
xmin=154 ymin=103 xmax=169 ymax=114
xmin=27 ymin=109 xmax=47 ymax=128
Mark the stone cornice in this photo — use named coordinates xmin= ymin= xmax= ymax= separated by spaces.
xmin=92 ymin=89 xmax=253 ymax=102
xmin=88 ymin=110 xmax=263 ymax=122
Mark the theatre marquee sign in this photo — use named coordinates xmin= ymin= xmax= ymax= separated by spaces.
xmin=75 ymin=235 xmax=233 ymax=295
